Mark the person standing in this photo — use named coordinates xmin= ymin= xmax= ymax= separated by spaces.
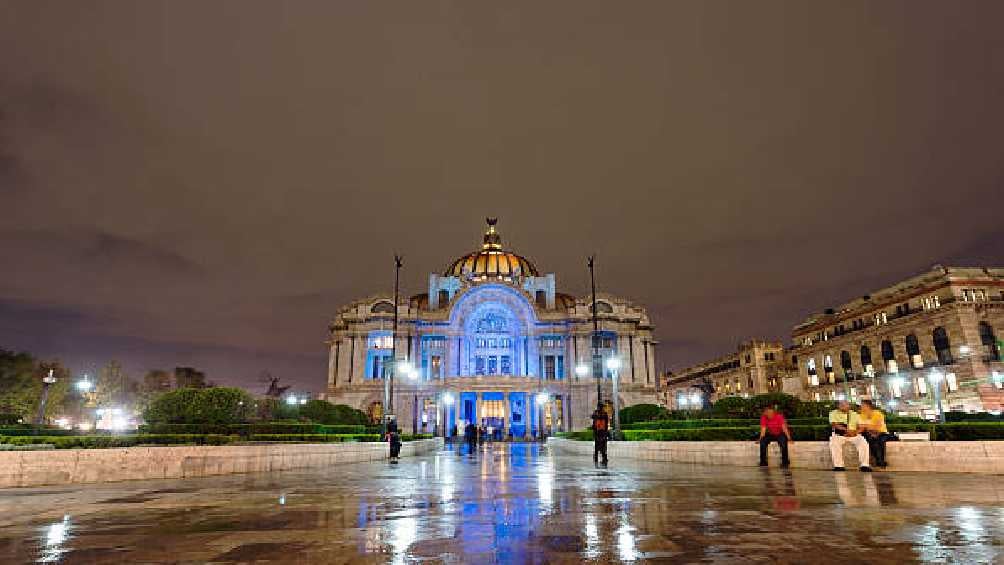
xmin=386 ymin=418 xmax=402 ymax=462
xmin=829 ymin=401 xmax=872 ymax=472
xmin=464 ymin=420 xmax=478 ymax=455
xmin=758 ymin=406 xmax=792 ymax=468
xmin=859 ymin=400 xmax=892 ymax=468
xmin=591 ymin=404 xmax=610 ymax=465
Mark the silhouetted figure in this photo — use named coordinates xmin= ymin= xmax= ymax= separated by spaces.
xmin=464 ymin=421 xmax=478 ymax=455
xmin=591 ymin=404 xmax=610 ymax=465
xmin=386 ymin=419 xmax=402 ymax=462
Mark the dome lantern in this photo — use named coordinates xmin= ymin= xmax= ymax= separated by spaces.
xmin=445 ymin=218 xmax=539 ymax=282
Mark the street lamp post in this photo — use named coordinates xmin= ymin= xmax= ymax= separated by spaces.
xmin=606 ymin=357 xmax=621 ymax=433
xmin=34 ymin=369 xmax=57 ymax=425
xmin=384 ymin=254 xmax=403 ymax=437
xmin=928 ymin=370 xmax=945 ymax=424
xmin=588 ymin=256 xmax=601 ymax=407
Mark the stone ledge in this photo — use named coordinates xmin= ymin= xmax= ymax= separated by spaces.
xmin=0 ymin=438 xmax=443 ymax=488
xmin=547 ymin=438 xmax=1004 ymax=474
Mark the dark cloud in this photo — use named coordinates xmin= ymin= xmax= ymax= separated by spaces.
xmin=1 ymin=1 xmax=1003 ymax=390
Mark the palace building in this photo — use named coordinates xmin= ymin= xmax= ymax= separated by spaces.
xmin=790 ymin=266 xmax=1004 ymax=415
xmin=323 ymin=219 xmax=660 ymax=437
xmin=663 ymin=340 xmax=798 ymax=410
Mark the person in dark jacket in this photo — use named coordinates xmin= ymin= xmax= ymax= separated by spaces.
xmin=464 ymin=421 xmax=478 ymax=455
xmin=386 ymin=419 xmax=402 ymax=462
xmin=591 ymin=404 xmax=610 ymax=465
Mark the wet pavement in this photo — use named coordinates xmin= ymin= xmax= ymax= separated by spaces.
xmin=0 ymin=442 xmax=1002 ymax=564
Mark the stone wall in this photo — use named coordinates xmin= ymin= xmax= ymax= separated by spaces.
xmin=0 ymin=438 xmax=443 ymax=488
xmin=547 ymin=438 xmax=1004 ymax=474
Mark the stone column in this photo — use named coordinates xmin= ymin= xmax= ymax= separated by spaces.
xmin=476 ymin=392 xmax=483 ymax=426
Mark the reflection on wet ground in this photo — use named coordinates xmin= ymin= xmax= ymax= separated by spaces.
xmin=1 ymin=442 xmax=1002 ymax=563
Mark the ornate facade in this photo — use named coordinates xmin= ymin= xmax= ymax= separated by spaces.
xmin=663 ymin=340 xmax=796 ymax=409
xmin=790 ymin=266 xmax=1004 ymax=415
xmin=324 ymin=219 xmax=659 ymax=437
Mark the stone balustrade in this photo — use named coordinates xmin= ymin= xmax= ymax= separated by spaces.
xmin=547 ymin=437 xmax=1004 ymax=474
xmin=0 ymin=438 xmax=443 ymax=488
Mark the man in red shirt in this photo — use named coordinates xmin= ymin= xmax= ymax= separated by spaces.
xmin=759 ymin=406 xmax=792 ymax=468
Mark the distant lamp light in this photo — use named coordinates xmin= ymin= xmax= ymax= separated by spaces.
xmin=678 ymin=396 xmax=688 ymax=407
xmin=443 ymin=393 xmax=455 ymax=406
xmin=396 ymin=360 xmax=414 ymax=375
xmin=605 ymin=357 xmax=622 ymax=371
xmin=285 ymin=396 xmax=298 ymax=406
xmin=690 ymin=392 xmax=701 ymax=405
xmin=928 ymin=370 xmax=944 ymax=384
xmin=536 ymin=392 xmax=549 ymax=405
xmin=959 ymin=345 xmax=971 ymax=355
xmin=299 ymin=397 xmax=308 ymax=405
xmin=575 ymin=365 xmax=589 ymax=378
xmin=76 ymin=377 xmax=92 ymax=392
xmin=890 ymin=377 xmax=904 ymax=389
xmin=887 ymin=399 xmax=898 ymax=409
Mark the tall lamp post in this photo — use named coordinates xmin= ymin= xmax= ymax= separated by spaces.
xmin=34 ymin=368 xmax=57 ymax=425
xmin=606 ymin=357 xmax=622 ymax=433
xmin=384 ymin=254 xmax=403 ymax=436
xmin=398 ymin=361 xmax=418 ymax=434
xmin=928 ymin=370 xmax=945 ymax=423
xmin=76 ymin=375 xmax=94 ymax=430
xmin=442 ymin=392 xmax=455 ymax=439
xmin=587 ymin=256 xmax=601 ymax=406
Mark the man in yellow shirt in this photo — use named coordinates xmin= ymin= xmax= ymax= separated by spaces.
xmin=828 ymin=400 xmax=872 ymax=472
xmin=858 ymin=399 xmax=891 ymax=468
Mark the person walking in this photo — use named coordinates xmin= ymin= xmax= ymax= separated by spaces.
xmin=758 ymin=406 xmax=792 ymax=468
xmin=859 ymin=400 xmax=892 ymax=468
xmin=829 ymin=400 xmax=872 ymax=472
xmin=591 ymin=403 xmax=610 ymax=466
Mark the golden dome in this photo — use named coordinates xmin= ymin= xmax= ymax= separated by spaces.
xmin=445 ymin=218 xmax=539 ymax=281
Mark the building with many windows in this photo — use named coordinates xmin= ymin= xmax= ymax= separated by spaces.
xmin=791 ymin=266 xmax=1004 ymax=416
xmin=324 ymin=219 xmax=660 ymax=437
xmin=663 ymin=341 xmax=796 ymax=410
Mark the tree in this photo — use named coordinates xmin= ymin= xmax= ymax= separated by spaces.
xmin=0 ymin=350 xmax=75 ymax=422
xmin=174 ymin=367 xmax=207 ymax=389
xmin=94 ymin=361 xmax=139 ymax=409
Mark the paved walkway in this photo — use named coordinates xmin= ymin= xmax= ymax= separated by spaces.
xmin=0 ymin=442 xmax=1002 ymax=563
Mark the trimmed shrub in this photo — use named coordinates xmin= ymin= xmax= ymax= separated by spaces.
xmin=143 ymin=387 xmax=255 ymax=425
xmin=931 ymin=422 xmax=1004 ymax=441
xmin=619 ymin=404 xmax=668 ymax=425
xmin=300 ymin=400 xmax=369 ymax=425
xmin=0 ymin=425 xmax=77 ymax=436
xmin=0 ymin=434 xmax=235 ymax=448
xmin=944 ymin=411 xmax=1003 ymax=422
xmin=248 ymin=434 xmax=381 ymax=443
xmin=401 ymin=434 xmax=433 ymax=442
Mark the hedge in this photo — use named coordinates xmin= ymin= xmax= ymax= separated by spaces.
xmin=249 ymin=434 xmax=381 ymax=443
xmin=0 ymin=434 xmax=236 ymax=448
xmin=560 ymin=422 xmax=1004 ymax=442
xmin=138 ymin=423 xmax=369 ymax=436
xmin=0 ymin=426 xmax=77 ymax=437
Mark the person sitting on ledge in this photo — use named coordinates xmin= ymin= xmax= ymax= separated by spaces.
xmin=829 ymin=400 xmax=872 ymax=472
xmin=858 ymin=400 xmax=891 ymax=468
xmin=758 ymin=405 xmax=792 ymax=468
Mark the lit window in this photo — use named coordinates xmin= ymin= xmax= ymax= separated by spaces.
xmin=813 ymin=392 xmax=821 ymax=401
xmin=946 ymin=373 xmax=958 ymax=392
xmin=810 ymin=374 xmax=819 ymax=386
xmin=915 ymin=377 xmax=928 ymax=396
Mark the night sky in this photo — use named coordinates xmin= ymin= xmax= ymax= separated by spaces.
xmin=2 ymin=2 xmax=1002 ymax=392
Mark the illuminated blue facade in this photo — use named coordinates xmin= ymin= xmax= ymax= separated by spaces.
xmin=326 ymin=219 xmax=660 ymax=438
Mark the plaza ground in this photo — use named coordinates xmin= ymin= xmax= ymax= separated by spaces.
xmin=0 ymin=443 xmax=1001 ymax=563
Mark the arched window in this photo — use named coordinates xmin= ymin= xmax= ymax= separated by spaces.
xmin=905 ymin=334 xmax=922 ymax=368
xmin=932 ymin=327 xmax=953 ymax=365
xmin=980 ymin=321 xmax=1000 ymax=361
xmin=823 ymin=355 xmax=833 ymax=371
xmin=806 ymin=358 xmax=817 ymax=375
xmin=371 ymin=301 xmax=395 ymax=314
xmin=860 ymin=345 xmax=872 ymax=368
xmin=881 ymin=340 xmax=895 ymax=361
xmin=840 ymin=350 xmax=852 ymax=371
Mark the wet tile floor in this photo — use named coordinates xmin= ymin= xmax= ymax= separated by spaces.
xmin=0 ymin=443 xmax=1002 ymax=564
